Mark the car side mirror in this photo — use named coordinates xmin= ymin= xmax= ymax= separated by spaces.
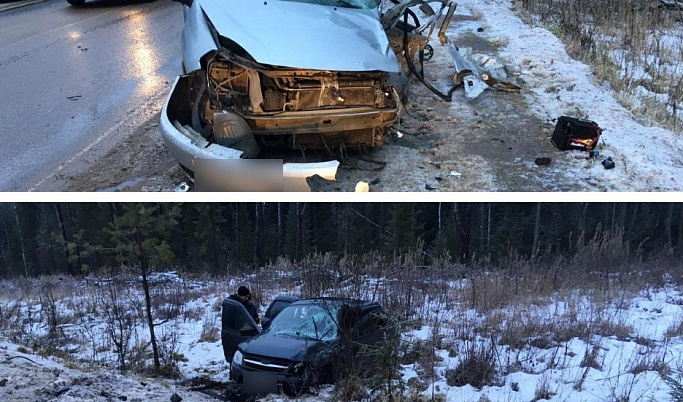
xmin=171 ymin=0 xmax=193 ymax=7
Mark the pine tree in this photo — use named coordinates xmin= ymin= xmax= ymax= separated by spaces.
xmin=108 ymin=203 xmax=180 ymax=371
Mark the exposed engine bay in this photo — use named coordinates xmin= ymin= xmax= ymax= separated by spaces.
xmin=188 ymin=49 xmax=401 ymax=158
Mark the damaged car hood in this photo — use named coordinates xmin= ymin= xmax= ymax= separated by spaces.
xmin=240 ymin=333 xmax=322 ymax=362
xmin=196 ymin=0 xmax=400 ymax=72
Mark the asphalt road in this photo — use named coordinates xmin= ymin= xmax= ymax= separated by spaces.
xmin=0 ymin=0 xmax=183 ymax=191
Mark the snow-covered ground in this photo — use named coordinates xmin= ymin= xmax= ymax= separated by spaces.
xmin=438 ymin=0 xmax=683 ymax=190
xmin=0 ymin=268 xmax=682 ymax=402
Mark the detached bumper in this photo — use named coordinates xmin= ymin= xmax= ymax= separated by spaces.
xmin=160 ymin=75 xmax=340 ymax=191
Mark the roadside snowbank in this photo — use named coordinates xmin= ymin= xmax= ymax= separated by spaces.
xmin=451 ymin=0 xmax=683 ymax=191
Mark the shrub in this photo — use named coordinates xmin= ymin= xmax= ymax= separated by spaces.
xmin=662 ymin=369 xmax=683 ymax=402
xmin=445 ymin=342 xmax=496 ymax=389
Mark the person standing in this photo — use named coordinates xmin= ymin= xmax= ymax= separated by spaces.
xmin=229 ymin=285 xmax=260 ymax=324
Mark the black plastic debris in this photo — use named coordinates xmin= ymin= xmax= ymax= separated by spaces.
xmin=425 ymin=183 xmax=437 ymax=191
xmin=0 ymin=379 xmax=7 ymax=387
xmin=535 ymin=157 xmax=552 ymax=166
xmin=170 ymin=393 xmax=182 ymax=402
xmin=602 ymin=157 xmax=615 ymax=170
xmin=551 ymin=116 xmax=602 ymax=152
xmin=435 ymin=174 xmax=444 ymax=181
xmin=53 ymin=386 xmax=70 ymax=397
xmin=370 ymin=178 xmax=381 ymax=185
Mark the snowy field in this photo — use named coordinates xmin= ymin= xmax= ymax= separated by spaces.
xmin=0 ymin=265 xmax=682 ymax=402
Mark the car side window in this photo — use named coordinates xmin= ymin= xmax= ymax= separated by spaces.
xmin=222 ymin=302 xmax=257 ymax=332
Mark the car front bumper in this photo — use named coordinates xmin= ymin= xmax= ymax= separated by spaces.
xmin=230 ymin=360 xmax=304 ymax=395
xmin=160 ymin=75 xmax=340 ymax=191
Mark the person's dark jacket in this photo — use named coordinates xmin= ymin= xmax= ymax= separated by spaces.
xmin=229 ymin=294 xmax=260 ymax=324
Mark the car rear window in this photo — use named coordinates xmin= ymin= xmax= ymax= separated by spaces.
xmin=266 ymin=300 xmax=290 ymax=320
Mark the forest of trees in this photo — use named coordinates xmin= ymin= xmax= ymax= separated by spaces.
xmin=0 ymin=202 xmax=681 ymax=278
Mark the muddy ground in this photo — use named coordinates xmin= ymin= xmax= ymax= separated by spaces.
xmin=64 ymin=21 xmax=602 ymax=192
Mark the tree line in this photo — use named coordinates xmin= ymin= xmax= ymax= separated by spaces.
xmin=0 ymin=202 xmax=681 ymax=278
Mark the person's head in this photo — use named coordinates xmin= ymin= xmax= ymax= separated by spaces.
xmin=237 ymin=286 xmax=250 ymax=301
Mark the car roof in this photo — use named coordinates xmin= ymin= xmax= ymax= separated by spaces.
xmin=272 ymin=295 xmax=299 ymax=303
xmin=289 ymin=297 xmax=381 ymax=312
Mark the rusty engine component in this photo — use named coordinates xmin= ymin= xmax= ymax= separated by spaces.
xmin=197 ymin=50 xmax=400 ymax=154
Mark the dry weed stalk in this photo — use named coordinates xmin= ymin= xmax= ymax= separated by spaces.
xmin=518 ymin=0 xmax=683 ymax=130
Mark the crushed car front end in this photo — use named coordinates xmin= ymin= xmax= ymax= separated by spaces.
xmin=188 ymin=48 xmax=401 ymax=155
xmin=230 ymin=346 xmax=315 ymax=395
xmin=161 ymin=0 xmax=410 ymax=190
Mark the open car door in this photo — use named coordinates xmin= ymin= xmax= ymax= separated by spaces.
xmin=261 ymin=295 xmax=299 ymax=330
xmin=221 ymin=298 xmax=260 ymax=363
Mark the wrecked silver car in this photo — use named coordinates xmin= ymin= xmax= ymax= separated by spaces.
xmin=161 ymin=0 xmax=456 ymax=190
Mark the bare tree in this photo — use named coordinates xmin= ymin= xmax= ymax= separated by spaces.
xmin=532 ymin=203 xmax=542 ymax=259
xmin=13 ymin=204 xmax=28 ymax=277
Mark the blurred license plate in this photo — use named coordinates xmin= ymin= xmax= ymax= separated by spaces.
xmin=243 ymin=371 xmax=278 ymax=394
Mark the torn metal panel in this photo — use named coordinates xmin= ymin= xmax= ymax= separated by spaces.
xmin=448 ymin=41 xmax=520 ymax=98
xmin=385 ymin=0 xmax=456 ymax=81
xmin=462 ymin=75 xmax=489 ymax=98
xmin=437 ymin=2 xmax=457 ymax=45
xmin=381 ymin=0 xmax=452 ymax=32
xmin=449 ymin=44 xmax=485 ymax=98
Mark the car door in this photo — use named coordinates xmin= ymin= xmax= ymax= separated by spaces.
xmin=261 ymin=295 xmax=299 ymax=329
xmin=221 ymin=298 xmax=260 ymax=363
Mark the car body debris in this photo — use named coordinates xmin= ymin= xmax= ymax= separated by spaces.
xmin=448 ymin=45 xmax=521 ymax=98
xmin=602 ymin=156 xmax=615 ymax=170
xmin=355 ymin=181 xmax=370 ymax=192
xmin=174 ymin=182 xmax=190 ymax=192
xmin=535 ymin=157 xmax=551 ymax=166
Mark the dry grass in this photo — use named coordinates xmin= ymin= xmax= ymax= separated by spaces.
xmin=0 ymin=233 xmax=680 ymax=396
xmin=516 ymin=0 xmax=683 ymax=131
xmin=445 ymin=342 xmax=496 ymax=389
xmin=198 ymin=314 xmax=220 ymax=343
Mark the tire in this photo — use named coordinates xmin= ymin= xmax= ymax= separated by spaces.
xmin=67 ymin=0 xmax=86 ymax=5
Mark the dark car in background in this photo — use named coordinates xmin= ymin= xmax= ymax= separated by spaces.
xmin=221 ymin=296 xmax=394 ymax=396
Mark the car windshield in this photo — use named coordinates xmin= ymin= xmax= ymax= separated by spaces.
xmin=276 ymin=0 xmax=378 ymax=10
xmin=264 ymin=303 xmax=339 ymax=341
